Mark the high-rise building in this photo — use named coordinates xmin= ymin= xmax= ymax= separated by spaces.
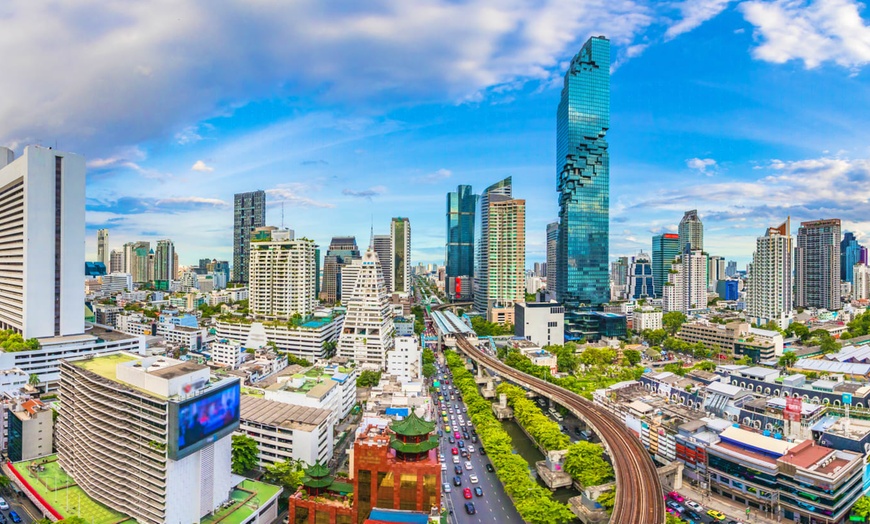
xmin=627 ymin=251 xmax=654 ymax=300
xmin=726 ymin=260 xmax=738 ymax=277
xmin=320 ymin=236 xmax=361 ymax=304
xmin=125 ymin=241 xmax=151 ymax=284
xmin=0 ymin=146 xmax=85 ymax=339
xmin=795 ymin=219 xmax=841 ymax=311
xmin=679 ymin=210 xmax=703 ymax=252
xmin=841 ymin=232 xmax=865 ymax=283
xmin=652 ymin=233 xmax=680 ymax=299
xmin=446 ymin=185 xmax=477 ymax=301
xmin=337 ymin=248 xmax=395 ymax=367
xmin=153 ymin=239 xmax=175 ymax=282
xmin=474 ymin=177 xmax=512 ymax=313
xmin=663 ymin=249 xmax=708 ymax=314
xmin=233 ymin=190 xmax=266 ymax=284
xmin=97 ymin=229 xmax=110 ymax=266
xmin=556 ymin=36 xmax=611 ymax=310
xmin=373 ymin=234 xmax=392 ymax=291
xmin=249 ymin=227 xmax=317 ymax=319
xmin=391 ymin=217 xmax=411 ymax=294
xmin=109 ymin=249 xmax=124 ymax=274
xmin=853 ymin=264 xmax=870 ymax=300
xmin=746 ymin=219 xmax=793 ymax=329
xmin=546 ymin=221 xmax=559 ymax=296
xmin=610 ymin=256 xmax=629 ymax=301
xmin=482 ymin=197 xmax=525 ymax=324
xmin=707 ymin=255 xmax=726 ymax=290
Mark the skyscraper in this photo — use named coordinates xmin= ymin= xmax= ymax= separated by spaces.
xmin=546 ymin=221 xmax=558 ymax=296
xmin=337 ymin=248 xmax=395 ymax=368
xmin=97 ymin=229 xmax=109 ymax=266
xmin=652 ymin=233 xmax=680 ymax=298
xmin=233 ymin=190 xmax=266 ymax=284
xmin=747 ymin=219 xmax=793 ymax=329
xmin=796 ymin=219 xmax=841 ymax=310
xmin=391 ymin=217 xmax=411 ymax=295
xmin=679 ymin=210 xmax=704 ymax=252
xmin=474 ymin=177 xmax=512 ymax=313
xmin=249 ymin=227 xmax=317 ymax=318
xmin=482 ymin=197 xmax=525 ymax=324
xmin=109 ymin=249 xmax=124 ymax=274
xmin=627 ymin=252 xmax=654 ymax=300
xmin=707 ymin=255 xmax=726 ymax=290
xmin=610 ymin=256 xmax=629 ymax=301
xmin=0 ymin=146 xmax=85 ymax=339
xmin=446 ymin=185 xmax=477 ymax=301
xmin=556 ymin=36 xmax=610 ymax=309
xmin=321 ymin=236 xmax=361 ymax=304
xmin=841 ymin=232 xmax=864 ymax=282
xmin=154 ymin=239 xmax=175 ymax=282
xmin=372 ymin=234 xmax=392 ymax=291
xmin=663 ymin=249 xmax=708 ymax=314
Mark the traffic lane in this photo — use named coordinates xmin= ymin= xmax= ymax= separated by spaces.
xmin=5 ymin=494 xmax=38 ymax=524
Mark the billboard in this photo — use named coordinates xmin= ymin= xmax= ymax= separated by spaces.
xmin=169 ymin=380 xmax=240 ymax=460
xmin=785 ymin=396 xmax=802 ymax=423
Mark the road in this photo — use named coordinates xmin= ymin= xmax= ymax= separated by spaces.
xmin=453 ymin=334 xmax=666 ymax=524
xmin=435 ymin=371 xmax=525 ymax=524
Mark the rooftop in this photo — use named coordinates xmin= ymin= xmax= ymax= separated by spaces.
xmin=240 ymin=395 xmax=329 ymax=431
xmin=72 ymin=352 xmax=139 ymax=382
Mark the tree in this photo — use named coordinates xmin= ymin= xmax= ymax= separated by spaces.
xmin=422 ymin=363 xmax=437 ymax=378
xmin=735 ymin=355 xmax=754 ymax=365
xmin=663 ymin=361 xmax=687 ymax=376
xmin=231 ymin=434 xmax=260 ymax=474
xmin=563 ymin=441 xmax=614 ymax=487
xmin=666 ymin=515 xmax=684 ymax=524
xmin=820 ymin=337 xmax=840 ymax=354
xmin=778 ymin=352 xmax=798 ymax=368
xmin=643 ymin=328 xmax=667 ymax=347
xmin=623 ymin=349 xmax=641 ymax=366
xmin=694 ymin=360 xmax=716 ymax=372
xmin=786 ymin=322 xmax=810 ymax=341
xmin=853 ymin=495 xmax=870 ymax=519
xmin=597 ymin=489 xmax=615 ymax=511
xmin=422 ymin=348 xmax=435 ymax=365
xmin=28 ymin=373 xmax=39 ymax=386
xmin=662 ymin=311 xmax=687 ymax=335
xmin=264 ymin=459 xmax=305 ymax=491
xmin=356 ymin=370 xmax=382 ymax=387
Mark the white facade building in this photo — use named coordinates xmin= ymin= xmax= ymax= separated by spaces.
xmin=663 ymin=250 xmax=708 ymax=314
xmin=262 ymin=364 xmax=358 ymax=432
xmin=337 ymin=249 xmax=395 ymax=367
xmin=386 ymin=336 xmax=422 ymax=381
xmin=249 ymin=228 xmax=317 ymax=318
xmin=633 ymin=307 xmax=663 ymax=332
xmin=514 ymin=302 xmax=565 ymax=347
xmin=211 ymin=340 xmax=245 ymax=369
xmin=746 ymin=220 xmax=794 ymax=330
xmin=855 ymin=264 xmax=870 ymax=301
xmin=239 ymin=396 xmax=332 ymax=468
xmin=214 ymin=312 xmax=343 ymax=361
xmin=102 ymin=273 xmax=133 ymax=295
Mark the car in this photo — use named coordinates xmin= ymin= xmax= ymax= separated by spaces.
xmin=458 ymin=440 xmax=465 ymax=448
xmin=470 ymin=427 xmax=477 ymax=435
xmin=455 ymin=404 xmax=460 ymax=409
xmin=451 ymin=447 xmax=458 ymax=455
xmin=442 ymin=483 xmax=452 ymax=493
xmin=467 ymin=445 xmax=475 ymax=453
xmin=684 ymin=510 xmax=702 ymax=521
xmin=453 ymin=456 xmax=460 ymax=464
xmin=485 ymin=463 xmax=494 ymax=472
xmin=666 ymin=501 xmax=685 ymax=513
xmin=667 ymin=491 xmax=685 ymax=503
xmin=439 ymin=454 xmax=444 ymax=461
xmin=454 ymin=431 xmax=460 ymax=439
xmin=464 ymin=502 xmax=476 ymax=515
xmin=448 ymin=437 xmax=455 ymax=444
xmin=7 ymin=513 xmax=19 ymax=524
xmin=454 ymin=465 xmax=462 ymax=475
xmin=462 ymin=407 xmax=467 ymax=412
xmin=479 ymin=447 xmax=487 ymax=455
xmin=469 ymin=474 xmax=478 ymax=483
xmin=707 ymin=509 xmax=726 ymax=521
xmin=441 ymin=463 xmax=447 ymax=470
xmin=445 ymin=425 xmax=451 ymax=432
xmin=471 ymin=435 xmax=478 ymax=443
xmin=448 ymin=408 xmax=453 ymax=414
xmin=464 ymin=461 xmax=473 ymax=470
xmin=442 ymin=416 xmax=448 ymax=422
xmin=453 ymin=476 xmax=462 ymax=486
xmin=463 ymin=487 xmax=472 ymax=499
xmin=685 ymin=500 xmax=703 ymax=512
xmin=0 ymin=498 xmax=8 ymax=511
xmin=473 ymin=486 xmax=483 ymax=497
xmin=462 ymin=432 xmax=470 ymax=440
xmin=461 ymin=450 xmax=469 ymax=458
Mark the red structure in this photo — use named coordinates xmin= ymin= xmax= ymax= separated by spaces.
xmin=289 ymin=413 xmax=441 ymax=524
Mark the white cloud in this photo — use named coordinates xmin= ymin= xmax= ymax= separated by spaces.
xmin=265 ymin=184 xmax=334 ymax=208
xmin=740 ymin=0 xmax=870 ymax=69
xmin=686 ymin=157 xmax=718 ymax=174
xmin=415 ymin=168 xmax=452 ymax=184
xmin=666 ymin=0 xmax=733 ymax=40
xmin=191 ymin=160 xmax=213 ymax=172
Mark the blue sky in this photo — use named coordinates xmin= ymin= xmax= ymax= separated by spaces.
xmin=2 ymin=0 xmax=870 ymax=268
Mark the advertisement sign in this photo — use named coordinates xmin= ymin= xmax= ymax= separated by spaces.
xmin=844 ymin=393 xmax=853 ymax=406
xmin=168 ymin=380 xmax=241 ymax=460
xmin=785 ymin=396 xmax=802 ymax=422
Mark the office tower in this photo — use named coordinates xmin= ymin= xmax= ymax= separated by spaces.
xmin=556 ymin=36 xmax=610 ymax=309
xmin=320 ymin=236 xmax=361 ymax=303
xmin=391 ymin=217 xmax=411 ymax=294
xmin=726 ymin=260 xmax=738 ymax=277
xmin=233 ymin=190 xmax=266 ymax=283
xmin=652 ymin=233 xmax=680 ymax=298
xmin=679 ymin=209 xmax=704 ymax=252
xmin=474 ymin=177 xmax=512 ymax=313
xmin=841 ymin=232 xmax=864 ymax=282
xmin=533 ymin=262 xmax=541 ymax=277
xmin=707 ymin=255 xmax=726 ymax=289
xmin=795 ymin=219 xmax=841 ymax=310
xmin=314 ymin=248 xmax=321 ymax=299
xmin=627 ymin=251 xmax=654 ymax=299
xmin=0 ymin=146 xmax=85 ymax=339
xmin=373 ymin=234 xmax=392 ymax=291
xmin=125 ymin=241 xmax=151 ymax=283
xmin=546 ymin=221 xmax=559 ymax=296
xmin=610 ymin=256 xmax=629 ymax=301
xmin=153 ymin=239 xmax=175 ymax=282
xmin=663 ymin=249 xmax=708 ymax=314
xmin=97 ymin=229 xmax=109 ymax=266
xmin=446 ymin=184 xmax=477 ymax=301
xmin=58 ymin=354 xmax=240 ymax=524
xmin=747 ymin=219 xmax=793 ymax=329
xmin=109 ymin=249 xmax=124 ymax=274
xmin=337 ymin=248 xmax=394 ymax=367
xmin=249 ymin=227 xmax=316 ymax=318
xmin=481 ymin=196 xmax=525 ymax=324
xmin=854 ymin=264 xmax=870 ymax=300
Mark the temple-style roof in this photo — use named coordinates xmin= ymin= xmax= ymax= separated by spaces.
xmin=390 ymin=434 xmax=439 ymax=454
xmin=389 ymin=412 xmax=436 ymax=437
xmin=302 ymin=461 xmax=333 ymax=489
xmin=305 ymin=461 xmax=330 ymax=478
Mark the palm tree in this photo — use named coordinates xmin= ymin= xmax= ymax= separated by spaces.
xmin=28 ymin=374 xmax=39 ymax=387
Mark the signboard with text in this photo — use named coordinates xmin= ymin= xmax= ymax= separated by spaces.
xmin=785 ymin=396 xmax=802 ymax=422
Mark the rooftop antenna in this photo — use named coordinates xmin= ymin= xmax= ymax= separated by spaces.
xmin=369 ymin=214 xmax=374 ymax=250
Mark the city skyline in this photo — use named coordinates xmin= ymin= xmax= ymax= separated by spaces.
xmin=2 ymin=3 xmax=869 ymax=267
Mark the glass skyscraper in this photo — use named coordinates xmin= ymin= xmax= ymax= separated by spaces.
xmin=841 ymin=231 xmax=866 ymax=282
xmin=233 ymin=190 xmax=266 ymax=283
xmin=556 ymin=36 xmax=610 ymax=309
xmin=652 ymin=233 xmax=680 ymax=298
xmin=446 ymin=185 xmax=477 ymax=301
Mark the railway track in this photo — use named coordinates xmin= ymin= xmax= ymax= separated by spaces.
xmin=454 ymin=334 xmax=665 ymax=524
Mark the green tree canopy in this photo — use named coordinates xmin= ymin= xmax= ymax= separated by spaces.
xmin=231 ymin=434 xmax=260 ymax=474
xmin=422 ymin=348 xmax=435 ymax=365
xmin=422 ymin=362 xmax=437 ymax=378
xmin=263 ymin=459 xmax=306 ymax=491
xmin=662 ymin=311 xmax=687 ymax=335
xmin=563 ymin=441 xmax=614 ymax=487
xmin=852 ymin=495 xmax=870 ymax=518
xmin=470 ymin=316 xmax=514 ymax=337
xmin=778 ymin=352 xmax=798 ymax=368
xmin=356 ymin=370 xmax=382 ymax=387
xmin=622 ymin=349 xmax=641 ymax=366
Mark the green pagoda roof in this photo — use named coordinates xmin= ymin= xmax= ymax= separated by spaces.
xmin=390 ymin=435 xmax=439 ymax=454
xmin=389 ymin=412 xmax=436 ymax=437
xmin=305 ymin=461 xmax=330 ymax=478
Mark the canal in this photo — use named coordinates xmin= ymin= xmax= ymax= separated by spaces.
xmin=499 ymin=418 xmax=581 ymax=504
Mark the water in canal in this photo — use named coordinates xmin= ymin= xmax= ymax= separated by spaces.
xmin=499 ymin=418 xmax=581 ymax=504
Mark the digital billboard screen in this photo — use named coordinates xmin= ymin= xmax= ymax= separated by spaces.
xmin=169 ymin=380 xmax=240 ymax=460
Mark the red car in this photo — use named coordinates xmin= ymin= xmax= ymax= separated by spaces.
xmin=667 ymin=491 xmax=684 ymax=503
xmin=451 ymin=447 xmax=459 ymax=455
xmin=463 ymin=488 xmax=472 ymax=499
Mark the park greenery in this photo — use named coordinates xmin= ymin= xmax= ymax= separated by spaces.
xmin=469 ymin=316 xmax=514 ymax=337
xmin=445 ymin=351 xmax=575 ymax=524
xmin=562 ymin=441 xmax=614 ymax=488
xmin=356 ymin=369 xmax=382 ymax=387
xmin=263 ymin=458 xmax=306 ymax=492
xmin=231 ymin=434 xmax=260 ymax=474
xmin=497 ymin=383 xmax=570 ymax=451
xmin=0 ymin=330 xmax=40 ymax=352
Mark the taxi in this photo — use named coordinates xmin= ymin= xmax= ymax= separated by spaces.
xmin=706 ymin=509 xmax=726 ymax=521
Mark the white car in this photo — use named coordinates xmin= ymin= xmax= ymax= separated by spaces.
xmin=453 ymin=456 xmax=460 ymax=464
xmin=0 ymin=497 xmax=8 ymax=510
xmin=685 ymin=500 xmax=703 ymax=513
xmin=464 ymin=461 xmax=473 ymax=470
xmin=469 ymin=474 xmax=479 ymax=483
xmin=467 ymin=445 xmax=475 ymax=453
xmin=441 ymin=464 xmax=447 ymax=471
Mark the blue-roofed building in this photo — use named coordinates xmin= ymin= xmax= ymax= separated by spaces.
xmin=365 ymin=508 xmax=435 ymax=524
xmin=85 ymin=261 xmax=107 ymax=277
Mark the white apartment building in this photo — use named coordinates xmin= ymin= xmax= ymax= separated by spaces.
xmin=116 ymin=313 xmax=207 ymax=351
xmin=211 ymin=340 xmax=245 ymax=368
xmin=0 ymin=146 xmax=86 ymax=339
xmin=633 ymin=307 xmax=663 ymax=332
xmin=746 ymin=220 xmax=793 ymax=330
xmin=238 ymin=396 xmax=332 ymax=467
xmin=337 ymin=249 xmax=395 ymax=367
xmin=249 ymin=227 xmax=316 ymax=319
xmin=386 ymin=336 xmax=422 ymax=381
xmin=101 ymin=273 xmax=133 ymax=295
xmin=262 ymin=365 xmax=358 ymax=432
xmin=663 ymin=249 xmax=708 ymax=314
xmin=214 ymin=313 xmax=343 ymax=361
xmin=514 ymin=301 xmax=565 ymax=347
xmin=855 ymin=264 xmax=870 ymax=300
xmin=58 ymin=354 xmax=241 ymax=524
